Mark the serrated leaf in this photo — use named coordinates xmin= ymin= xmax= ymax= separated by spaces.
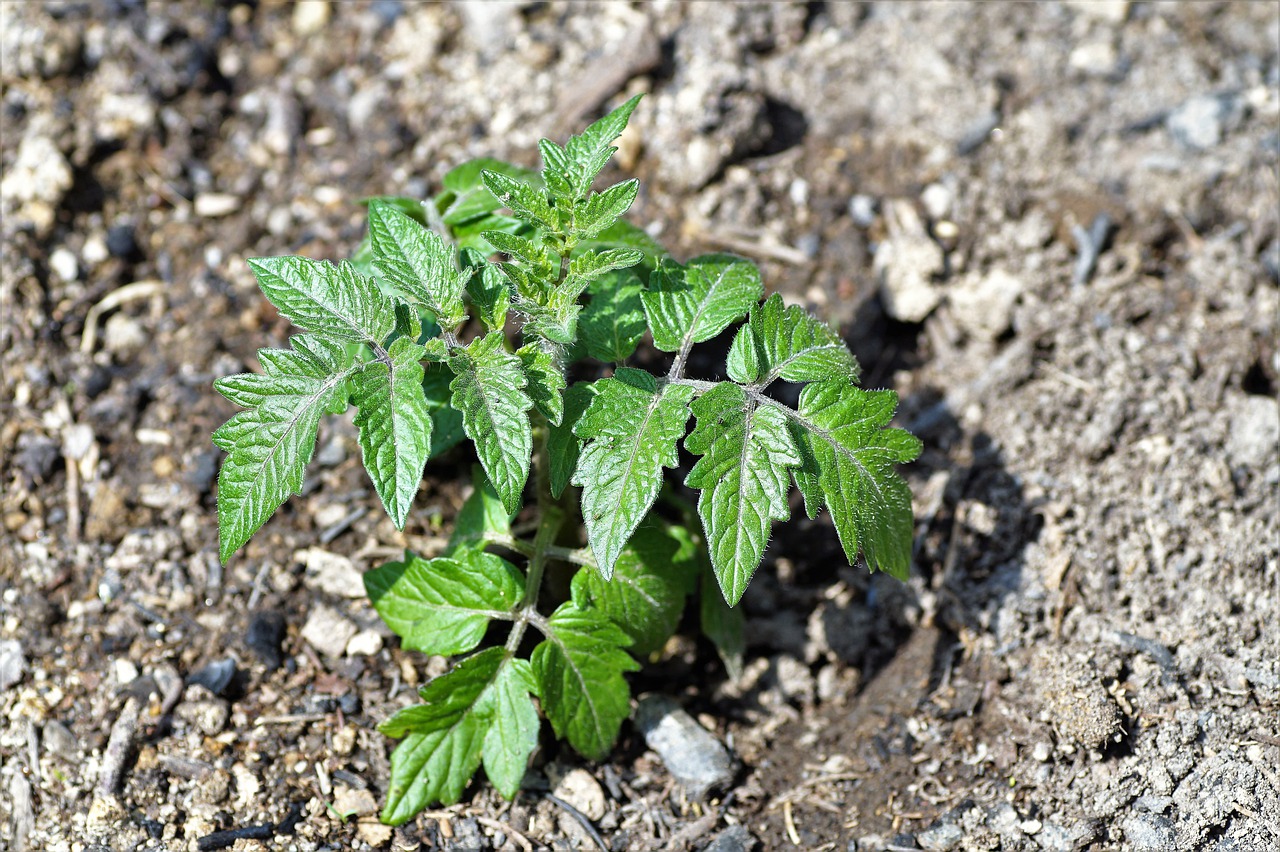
xmin=788 ymin=382 xmax=922 ymax=580
xmin=483 ymin=231 xmax=557 ymax=281
xmin=565 ymin=247 xmax=644 ymax=298
xmin=685 ymin=382 xmax=800 ymax=605
xmin=576 ymin=219 xmax=668 ymax=269
xmin=449 ymin=332 xmax=533 ymax=514
xmin=378 ymin=647 xmax=502 ymax=823
xmin=467 ymin=263 xmax=511 ymax=331
xmin=213 ymin=336 xmax=355 ymax=561
xmin=563 ymin=94 xmax=642 ymax=198
xmin=517 ymin=343 xmax=566 ymax=426
xmin=439 ymin=158 xmax=540 ymax=226
xmin=538 ymin=138 xmax=575 ymax=200
xmin=367 ymin=200 xmax=467 ymax=326
xmin=574 ymin=179 xmax=638 ymax=240
xmin=531 ymin=602 xmax=639 ymax=760
xmin=745 ymin=293 xmax=859 ymax=386
xmin=571 ymin=520 xmax=696 ymax=656
xmin=726 ymin=324 xmax=760 ymax=383
xmin=700 ymin=569 xmax=744 ymax=681
xmin=642 ymin=254 xmax=763 ymax=353
xmin=547 ymin=382 xmax=598 ymax=499
xmin=365 ymin=549 xmax=523 ymax=656
xmin=572 ymin=368 xmax=695 ymax=576
xmin=482 ymin=170 xmax=558 ymax=231
xmin=580 ymin=270 xmax=646 ymax=363
xmin=351 ymin=337 xmax=432 ymax=529
xmin=247 ymin=256 xmax=395 ymax=344
xmin=450 ymin=465 xmax=512 ymax=551
xmin=475 ymin=658 xmax=540 ymax=798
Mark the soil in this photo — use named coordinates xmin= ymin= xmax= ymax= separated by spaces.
xmin=2 ymin=2 xmax=1278 ymax=851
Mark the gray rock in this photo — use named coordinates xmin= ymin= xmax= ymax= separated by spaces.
xmin=875 ymin=200 xmax=945 ymax=323
xmin=41 ymin=719 xmax=79 ymax=760
xmin=950 ymin=269 xmax=1023 ymax=341
xmin=917 ymin=821 xmax=963 ymax=851
xmin=1225 ymin=395 xmax=1279 ymax=469
xmin=298 ymin=547 xmax=364 ymax=598
xmin=1123 ymin=813 xmax=1176 ymax=852
xmin=704 ymin=824 xmax=756 ymax=852
xmin=1167 ymin=93 xmax=1242 ymax=151
xmin=0 ymin=640 xmax=24 ymax=691
xmin=634 ymin=695 xmax=734 ymax=799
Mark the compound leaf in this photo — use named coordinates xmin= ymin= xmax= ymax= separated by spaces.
xmin=743 ymin=293 xmax=859 ymax=386
xmin=572 ymin=369 xmax=695 ymax=577
xmin=365 ymin=549 xmax=523 ymax=656
xmin=571 ymin=520 xmax=697 ymax=656
xmin=685 ymin=382 xmax=800 ymax=605
xmin=517 ymin=343 xmax=566 ymax=426
xmin=439 ymin=157 xmax=539 ymax=227
xmin=449 ymin=332 xmax=534 ymax=514
xmin=580 ymin=270 xmax=646 ymax=363
xmin=531 ymin=602 xmax=639 ymax=760
xmin=378 ymin=647 xmax=502 ymax=823
xmin=547 ymin=382 xmax=598 ymax=499
xmin=788 ymin=382 xmax=922 ymax=580
xmin=351 ymin=337 xmax=432 ymax=529
xmin=213 ymin=335 xmax=355 ymax=562
xmin=642 ymin=254 xmax=763 ymax=353
xmin=367 ymin=200 xmax=467 ymax=326
xmin=247 ymin=256 xmax=395 ymax=344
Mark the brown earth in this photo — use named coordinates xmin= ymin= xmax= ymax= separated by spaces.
xmin=2 ymin=2 xmax=1278 ymax=851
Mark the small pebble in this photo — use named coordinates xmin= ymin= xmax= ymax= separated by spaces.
xmin=301 ymin=604 xmax=358 ymax=658
xmin=345 ymin=629 xmax=383 ymax=657
xmin=550 ymin=767 xmax=606 ymax=821
xmin=703 ymin=825 xmax=756 ymax=852
xmin=848 ymin=194 xmax=877 ymax=228
xmin=105 ymin=224 xmax=138 ymax=258
xmin=634 ymin=695 xmax=734 ymax=799
xmin=50 ymin=247 xmax=79 ymax=282
xmin=0 ymin=640 xmax=24 ymax=691
xmin=194 ymin=193 xmax=241 ymax=218
xmin=245 ymin=611 xmax=286 ymax=670
xmin=187 ymin=658 xmax=238 ymax=696
xmin=298 ymin=547 xmax=364 ymax=598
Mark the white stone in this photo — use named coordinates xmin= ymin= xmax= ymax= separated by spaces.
xmin=297 ymin=547 xmax=364 ymax=598
xmin=950 ymin=268 xmax=1024 ymax=340
xmin=103 ymin=313 xmax=147 ymax=354
xmin=876 ymin=200 xmax=945 ymax=323
xmin=301 ymin=605 xmax=357 ymax=658
xmin=292 ymin=0 xmax=331 ymax=37
xmin=1225 ymin=395 xmax=1279 ymax=469
xmin=194 ymin=193 xmax=241 ymax=218
xmin=50 ymin=247 xmax=79 ymax=282
xmin=550 ymin=768 xmax=607 ymax=821
xmin=345 ymin=629 xmax=383 ymax=657
xmin=1069 ymin=39 xmax=1118 ymax=77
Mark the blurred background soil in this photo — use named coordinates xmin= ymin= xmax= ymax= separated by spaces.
xmin=2 ymin=2 xmax=1278 ymax=850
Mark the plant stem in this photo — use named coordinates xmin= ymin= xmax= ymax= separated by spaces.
xmin=506 ymin=414 xmax=563 ymax=651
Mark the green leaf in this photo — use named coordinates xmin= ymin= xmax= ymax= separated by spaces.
xmin=422 ymin=363 xmax=466 ymax=458
xmin=538 ymin=138 xmax=576 ymax=200
xmin=788 ymin=383 xmax=922 ymax=580
xmin=481 ymin=170 xmax=558 ymax=231
xmin=378 ymin=648 xmax=501 ymax=823
xmin=531 ymin=602 xmax=639 ymax=760
xmin=449 ymin=465 xmax=512 ymax=552
xmin=580 ymin=270 xmax=646 ymax=363
xmin=685 ymin=382 xmax=800 ymax=605
xmin=475 ymin=657 xmax=540 ymax=798
xmin=741 ymin=293 xmax=859 ymax=386
xmin=642 ymin=254 xmax=763 ymax=353
xmin=700 ymin=569 xmax=744 ymax=681
xmin=726 ymin=323 xmax=760 ymax=384
xmin=563 ymin=94 xmax=643 ymax=198
xmin=367 ymin=200 xmax=468 ymax=326
xmin=365 ymin=549 xmax=523 ymax=656
xmin=571 ymin=520 xmax=696 ymax=656
xmin=459 ymin=254 xmax=511 ymax=332
xmin=439 ymin=158 xmax=540 ymax=227
xmin=213 ymin=336 xmax=355 ymax=562
xmin=566 ymin=247 xmax=644 ymax=298
xmin=572 ymin=368 xmax=695 ymax=576
xmin=517 ymin=343 xmax=566 ymax=426
xmin=574 ymin=179 xmax=639 ymax=240
xmin=247 ymin=256 xmax=396 ymax=344
xmin=576 ymin=219 xmax=668 ymax=269
xmin=449 ymin=332 xmax=534 ymax=514
xmin=351 ymin=337 xmax=433 ymax=529
xmin=547 ymin=382 xmax=598 ymax=499
xmin=483 ymin=231 xmax=557 ymax=281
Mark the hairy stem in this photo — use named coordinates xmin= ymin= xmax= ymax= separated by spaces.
xmin=506 ymin=414 xmax=563 ymax=651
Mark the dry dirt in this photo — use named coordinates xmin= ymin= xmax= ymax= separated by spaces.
xmin=2 ymin=2 xmax=1278 ymax=851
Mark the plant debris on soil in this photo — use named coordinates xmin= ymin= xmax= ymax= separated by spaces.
xmin=2 ymin=2 xmax=1278 ymax=851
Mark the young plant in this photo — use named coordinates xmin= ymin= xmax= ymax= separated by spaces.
xmin=211 ymin=95 xmax=921 ymax=825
